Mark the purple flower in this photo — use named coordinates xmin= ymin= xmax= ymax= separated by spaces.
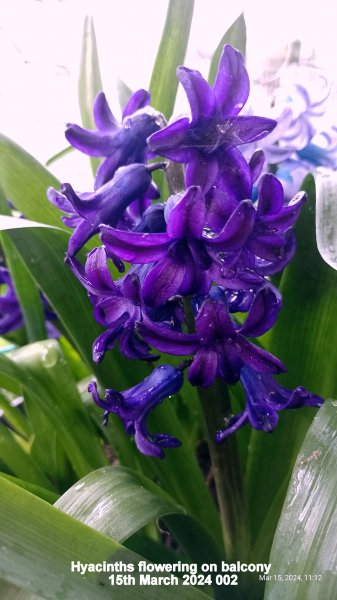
xmin=0 ymin=267 xmax=23 ymax=333
xmin=67 ymin=247 xmax=182 ymax=363
xmin=48 ymin=162 xmax=164 ymax=257
xmin=88 ymin=364 xmax=183 ymax=458
xmin=139 ymin=288 xmax=283 ymax=387
xmin=215 ymin=366 xmax=323 ymax=441
xmin=65 ymin=90 xmax=161 ymax=188
xmin=100 ymin=186 xmax=256 ymax=306
xmin=148 ymin=45 xmax=276 ymax=192
xmin=209 ymin=173 xmax=307 ymax=283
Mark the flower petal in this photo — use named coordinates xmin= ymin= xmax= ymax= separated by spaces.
xmin=148 ymin=118 xmax=190 ymax=158
xmin=139 ymin=319 xmax=198 ymax=355
xmin=205 ymin=199 xmax=255 ymax=249
xmin=239 ymin=338 xmax=285 ymax=374
xmin=213 ymin=45 xmax=250 ymax=116
xmin=65 ymin=124 xmax=117 ymax=157
xmin=177 ymin=67 xmax=216 ymax=123
xmin=239 ymin=284 xmax=282 ymax=337
xmin=93 ymin=92 xmax=119 ymax=130
xmin=185 ymin=152 xmax=218 ymax=192
xmin=257 ymin=173 xmax=284 ymax=216
xmin=166 ymin=186 xmax=206 ymax=239
xmin=188 ymin=348 xmax=218 ymax=387
xmin=122 ymin=89 xmax=151 ymax=119
xmin=100 ymin=226 xmax=170 ymax=263
xmin=142 ymin=254 xmax=187 ymax=307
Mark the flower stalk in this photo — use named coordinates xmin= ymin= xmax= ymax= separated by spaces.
xmin=183 ymin=296 xmax=248 ymax=559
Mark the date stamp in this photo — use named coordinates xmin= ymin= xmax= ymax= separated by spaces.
xmin=260 ymin=573 xmax=323 ymax=582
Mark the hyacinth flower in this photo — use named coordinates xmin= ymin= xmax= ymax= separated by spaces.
xmin=247 ymin=67 xmax=337 ymax=198
xmin=67 ymin=247 xmax=159 ymax=363
xmin=100 ymin=186 xmax=256 ymax=306
xmin=0 ymin=267 xmax=58 ymax=337
xmin=51 ymin=43 xmax=323 ymax=457
xmin=88 ymin=364 xmax=183 ymax=458
xmin=48 ymin=162 xmax=164 ymax=257
xmin=65 ymin=89 xmax=161 ymax=189
xmin=138 ymin=286 xmax=283 ymax=387
xmin=148 ymin=44 xmax=276 ymax=193
xmin=215 ymin=366 xmax=323 ymax=441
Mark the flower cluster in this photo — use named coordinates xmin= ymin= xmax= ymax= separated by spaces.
xmin=246 ymin=65 xmax=337 ymax=199
xmin=48 ymin=45 xmax=322 ymax=458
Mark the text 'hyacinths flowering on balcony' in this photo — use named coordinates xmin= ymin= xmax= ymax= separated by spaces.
xmin=48 ymin=44 xmax=323 ymax=458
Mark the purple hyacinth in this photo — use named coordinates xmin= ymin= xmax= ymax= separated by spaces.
xmin=138 ymin=287 xmax=283 ymax=387
xmin=215 ymin=366 xmax=323 ymax=441
xmin=50 ymin=43 xmax=323 ymax=456
xmin=88 ymin=364 xmax=183 ymax=458
xmin=148 ymin=45 xmax=276 ymax=193
xmin=48 ymin=162 xmax=164 ymax=257
xmin=67 ymin=247 xmax=159 ymax=363
xmin=66 ymin=89 xmax=161 ymax=189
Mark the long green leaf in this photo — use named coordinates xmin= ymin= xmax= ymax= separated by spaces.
xmin=55 ymin=465 xmax=184 ymax=542
xmin=45 ymin=145 xmax=74 ymax=167
xmin=0 ymin=224 xmax=139 ymax=390
xmin=1 ymin=232 xmax=47 ymax=342
xmin=0 ymin=421 xmax=52 ymax=489
xmin=149 ymin=0 xmax=194 ymax=118
xmin=0 ymin=390 xmax=32 ymax=438
xmin=55 ymin=466 xmax=223 ymax=575
xmin=0 ymin=348 xmax=99 ymax=481
xmin=265 ymin=400 xmax=337 ymax=599
xmin=12 ymin=341 xmax=107 ymax=470
xmin=0 ymin=477 xmax=209 ymax=599
xmin=246 ymin=174 xmax=337 ymax=554
xmin=208 ymin=13 xmax=247 ymax=85
xmin=0 ymin=473 xmax=59 ymax=504
xmin=79 ymin=15 xmax=103 ymax=175
xmin=0 ymin=135 xmax=62 ymax=226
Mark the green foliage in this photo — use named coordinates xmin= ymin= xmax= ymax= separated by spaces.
xmin=149 ymin=0 xmax=194 ymax=119
xmin=265 ymin=400 xmax=337 ymax=599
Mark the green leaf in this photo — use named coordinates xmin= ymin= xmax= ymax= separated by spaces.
xmin=265 ymin=400 xmax=337 ymax=599
xmin=0 ymin=477 xmax=209 ymax=599
xmin=1 ymin=232 xmax=47 ymax=342
xmin=55 ymin=465 xmax=184 ymax=542
xmin=0 ymin=390 xmax=32 ymax=438
xmin=11 ymin=340 xmax=108 ymax=474
xmin=117 ymin=78 xmax=133 ymax=112
xmin=315 ymin=170 xmax=337 ymax=270
xmin=0 ymin=421 xmax=52 ymax=489
xmin=45 ymin=145 xmax=74 ymax=167
xmin=79 ymin=15 xmax=103 ymax=175
xmin=55 ymin=466 xmax=223 ymax=573
xmin=0 ymin=473 xmax=59 ymax=504
xmin=246 ymin=174 xmax=337 ymax=555
xmin=208 ymin=13 xmax=247 ymax=86
xmin=149 ymin=0 xmax=194 ymax=119
xmin=0 ymin=224 xmax=138 ymax=389
xmin=0 ymin=344 xmax=101 ymax=483
xmin=0 ymin=135 xmax=62 ymax=226
xmin=0 ymin=219 xmax=162 ymax=468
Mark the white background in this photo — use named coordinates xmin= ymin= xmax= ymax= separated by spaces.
xmin=0 ymin=0 xmax=336 ymax=189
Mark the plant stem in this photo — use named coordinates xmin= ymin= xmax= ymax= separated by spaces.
xmin=183 ymin=297 xmax=249 ymax=560
xmin=198 ymin=382 xmax=249 ymax=560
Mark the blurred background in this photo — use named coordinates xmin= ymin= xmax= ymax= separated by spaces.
xmin=1 ymin=0 xmax=336 ymax=188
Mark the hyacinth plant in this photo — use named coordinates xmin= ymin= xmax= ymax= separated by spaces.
xmin=0 ymin=5 xmax=337 ymax=600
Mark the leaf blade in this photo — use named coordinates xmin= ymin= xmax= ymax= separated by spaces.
xmin=265 ymin=400 xmax=337 ymax=599
xmin=149 ymin=0 xmax=195 ymax=119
